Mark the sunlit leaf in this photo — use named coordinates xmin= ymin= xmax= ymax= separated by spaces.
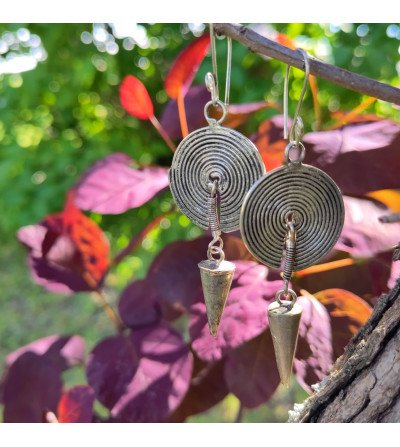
xmin=304 ymin=119 xmax=400 ymax=195
xmin=190 ymin=261 xmax=281 ymax=362
xmin=74 ymin=153 xmax=169 ymax=214
xmin=119 ymin=75 xmax=154 ymax=120
xmin=337 ymin=196 xmax=400 ymax=258
xmin=87 ymin=323 xmax=193 ymax=422
xmin=57 ymin=385 xmax=95 ymax=423
xmin=312 ymin=288 xmax=372 ymax=358
xmin=17 ymin=192 xmax=110 ymax=293
xmin=164 ymin=34 xmax=210 ymax=99
xmin=294 ymin=294 xmax=333 ymax=392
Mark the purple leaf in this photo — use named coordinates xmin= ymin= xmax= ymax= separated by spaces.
xmin=74 ymin=153 xmax=169 ymax=214
xmin=170 ymin=356 xmax=229 ymax=421
xmin=190 ymin=261 xmax=280 ymax=362
xmin=3 ymin=352 xmax=63 ymax=423
xmin=118 ymin=279 xmax=161 ymax=329
xmin=17 ymin=225 xmax=91 ymax=294
xmin=112 ymin=324 xmax=193 ymax=422
xmin=224 ymin=331 xmax=280 ymax=408
xmin=87 ymin=323 xmax=193 ymax=422
xmin=304 ymin=119 xmax=400 ymax=195
xmin=147 ymin=235 xmax=253 ymax=317
xmin=6 ymin=334 xmax=85 ymax=369
xmin=86 ymin=334 xmax=140 ymax=410
xmin=336 ymin=196 xmax=400 ymax=258
xmin=2 ymin=335 xmax=85 ymax=422
xmin=58 ymin=385 xmax=95 ymax=423
xmin=294 ymin=294 xmax=333 ymax=392
xmin=160 ymin=85 xmax=209 ymax=140
xmin=388 ymin=260 xmax=400 ymax=289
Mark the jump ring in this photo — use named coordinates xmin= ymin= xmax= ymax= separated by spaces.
xmin=275 ymin=287 xmax=297 ymax=309
xmin=204 ymin=99 xmax=227 ymax=126
xmin=284 ymin=141 xmax=306 ymax=165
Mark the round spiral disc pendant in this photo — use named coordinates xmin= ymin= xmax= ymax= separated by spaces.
xmin=169 ymin=126 xmax=265 ymax=232
xmin=240 ymin=163 xmax=344 ymax=270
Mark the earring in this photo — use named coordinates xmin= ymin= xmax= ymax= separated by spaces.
xmin=169 ymin=25 xmax=266 ymax=336
xmin=240 ymin=49 xmax=345 ymax=386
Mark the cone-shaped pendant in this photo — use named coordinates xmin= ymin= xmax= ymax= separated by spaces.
xmin=198 ymin=259 xmax=235 ymax=336
xmin=268 ymin=300 xmax=302 ymax=387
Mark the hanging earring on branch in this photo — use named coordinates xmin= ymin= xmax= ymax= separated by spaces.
xmin=169 ymin=24 xmax=265 ymax=336
xmin=240 ymin=49 xmax=345 ymax=386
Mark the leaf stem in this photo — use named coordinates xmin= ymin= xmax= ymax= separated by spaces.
xmin=92 ymin=289 xmax=124 ymax=333
xmin=112 ymin=211 xmax=174 ymax=267
xmin=234 ymin=403 xmax=244 ymax=423
xmin=149 ymin=114 xmax=176 ymax=152
xmin=177 ymin=88 xmax=189 ymax=138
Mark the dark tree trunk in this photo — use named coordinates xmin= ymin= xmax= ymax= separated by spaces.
xmin=290 ymin=277 xmax=400 ymax=422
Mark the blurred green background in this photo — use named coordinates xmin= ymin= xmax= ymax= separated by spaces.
xmin=0 ymin=23 xmax=399 ymax=422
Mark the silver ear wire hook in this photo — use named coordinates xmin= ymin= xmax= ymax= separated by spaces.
xmin=283 ymin=49 xmax=310 ymax=145
xmin=207 ymin=24 xmax=232 ymax=107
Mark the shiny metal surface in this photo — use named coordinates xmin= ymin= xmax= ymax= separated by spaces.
xmin=169 ymin=125 xmax=265 ymax=232
xmin=240 ymin=162 xmax=344 ymax=270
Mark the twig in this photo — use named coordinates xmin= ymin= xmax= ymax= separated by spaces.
xmin=213 ymin=24 xmax=400 ymax=106
xmin=177 ymin=89 xmax=189 ymax=137
xmin=112 ymin=212 xmax=171 ymax=266
xmin=149 ymin=115 xmax=177 ymax=152
xmin=234 ymin=403 xmax=244 ymax=422
xmin=92 ymin=289 xmax=124 ymax=333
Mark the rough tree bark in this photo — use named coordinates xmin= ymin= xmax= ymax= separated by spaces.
xmin=289 ymin=268 xmax=400 ymax=422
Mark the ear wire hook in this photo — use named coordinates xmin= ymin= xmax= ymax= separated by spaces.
xmin=206 ymin=23 xmax=232 ymax=107
xmin=283 ymin=48 xmax=310 ymax=145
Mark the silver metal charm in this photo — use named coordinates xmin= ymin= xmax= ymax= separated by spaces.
xmin=169 ymin=124 xmax=265 ymax=232
xmin=169 ymin=24 xmax=265 ymax=336
xmin=240 ymin=155 xmax=345 ymax=270
xmin=240 ymin=48 xmax=345 ymax=386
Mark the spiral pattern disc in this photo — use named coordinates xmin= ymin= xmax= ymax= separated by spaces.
xmin=169 ymin=126 xmax=265 ymax=232
xmin=240 ymin=163 xmax=344 ymax=270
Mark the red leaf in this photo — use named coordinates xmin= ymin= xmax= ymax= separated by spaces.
xmin=48 ymin=191 xmax=109 ymax=288
xmin=18 ymin=192 xmax=110 ymax=293
xmin=313 ymin=289 xmax=372 ymax=358
xmin=296 ymin=252 xmax=392 ymax=305
xmin=252 ymin=116 xmax=287 ymax=170
xmin=119 ymin=75 xmax=154 ymax=120
xmin=165 ymin=35 xmax=210 ymax=99
xmin=57 ymin=386 xmax=95 ymax=423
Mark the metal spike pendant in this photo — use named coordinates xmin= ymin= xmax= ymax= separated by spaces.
xmin=198 ymin=259 xmax=235 ymax=336
xmin=268 ymin=300 xmax=302 ymax=387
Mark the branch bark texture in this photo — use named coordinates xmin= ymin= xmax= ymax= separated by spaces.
xmin=289 ymin=277 xmax=400 ymax=422
xmin=213 ymin=23 xmax=400 ymax=106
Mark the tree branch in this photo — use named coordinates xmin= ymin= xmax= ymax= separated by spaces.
xmin=289 ymin=276 xmax=400 ymax=422
xmin=213 ymin=24 xmax=400 ymax=106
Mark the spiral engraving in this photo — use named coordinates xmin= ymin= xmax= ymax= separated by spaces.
xmin=169 ymin=126 xmax=266 ymax=232
xmin=240 ymin=163 xmax=344 ymax=270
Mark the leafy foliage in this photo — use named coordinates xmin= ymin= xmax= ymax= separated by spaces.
xmin=1 ymin=23 xmax=400 ymax=422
